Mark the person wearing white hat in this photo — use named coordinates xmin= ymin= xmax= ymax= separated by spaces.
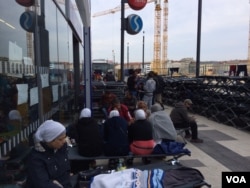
xmin=75 ymin=108 xmax=103 ymax=157
xmin=128 ymin=109 xmax=155 ymax=164
xmin=103 ymin=109 xmax=130 ymax=169
xmin=26 ymin=120 xmax=73 ymax=188
xmin=103 ymin=110 xmax=129 ymax=156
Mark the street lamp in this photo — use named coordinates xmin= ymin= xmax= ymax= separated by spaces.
xmin=142 ymin=31 xmax=145 ymax=72
xmin=112 ymin=50 xmax=115 ymax=63
xmin=127 ymin=42 xmax=129 ymax=69
xmin=112 ymin=50 xmax=115 ymax=72
xmin=196 ymin=0 xmax=202 ymax=77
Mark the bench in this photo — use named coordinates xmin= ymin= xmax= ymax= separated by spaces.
xmin=67 ymin=146 xmax=190 ymax=165
xmin=176 ymin=127 xmax=191 ymax=144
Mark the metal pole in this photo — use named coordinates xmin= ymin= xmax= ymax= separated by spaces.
xmin=196 ymin=0 xmax=202 ymax=77
xmin=127 ymin=42 xmax=129 ymax=69
xmin=35 ymin=0 xmax=43 ymax=123
xmin=142 ymin=31 xmax=145 ymax=72
xmin=120 ymin=0 xmax=126 ymax=81
xmin=112 ymin=50 xmax=115 ymax=72
xmin=83 ymin=26 xmax=92 ymax=109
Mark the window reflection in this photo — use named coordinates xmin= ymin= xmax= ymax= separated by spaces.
xmin=0 ymin=0 xmax=82 ymax=146
xmin=0 ymin=1 xmax=35 ymax=142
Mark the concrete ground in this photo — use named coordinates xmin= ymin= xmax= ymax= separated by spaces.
xmin=95 ymin=106 xmax=250 ymax=188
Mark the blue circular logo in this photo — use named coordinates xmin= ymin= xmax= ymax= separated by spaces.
xmin=20 ymin=11 xmax=36 ymax=32
xmin=126 ymin=14 xmax=143 ymax=35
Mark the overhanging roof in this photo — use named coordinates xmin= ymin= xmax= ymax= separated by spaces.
xmin=75 ymin=0 xmax=91 ymax=27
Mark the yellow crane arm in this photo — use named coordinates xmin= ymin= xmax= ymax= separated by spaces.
xmin=92 ymin=0 xmax=156 ymax=17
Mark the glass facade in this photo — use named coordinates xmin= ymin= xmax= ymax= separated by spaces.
xmin=0 ymin=0 xmax=84 ymax=157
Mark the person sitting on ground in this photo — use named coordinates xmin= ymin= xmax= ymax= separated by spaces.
xmin=137 ymin=100 xmax=151 ymax=118
xmin=148 ymin=103 xmax=177 ymax=144
xmin=103 ymin=71 xmax=116 ymax=82
xmin=170 ymin=99 xmax=203 ymax=143
xmin=99 ymin=91 xmax=117 ymax=120
xmin=26 ymin=120 xmax=74 ymax=188
xmin=108 ymin=98 xmax=133 ymax=124
xmin=122 ymin=90 xmax=137 ymax=117
xmin=76 ymin=108 xmax=103 ymax=157
xmin=128 ymin=109 xmax=155 ymax=164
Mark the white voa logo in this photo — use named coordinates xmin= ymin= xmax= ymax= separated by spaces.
xmin=226 ymin=176 xmax=246 ymax=184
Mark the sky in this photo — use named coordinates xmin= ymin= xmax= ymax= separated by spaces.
xmin=90 ymin=0 xmax=250 ymax=63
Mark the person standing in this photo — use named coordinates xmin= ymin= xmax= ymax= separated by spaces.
xmin=152 ymin=72 xmax=165 ymax=105
xmin=26 ymin=120 xmax=73 ymax=188
xmin=136 ymin=82 xmax=145 ymax=100
xmin=127 ymin=70 xmax=138 ymax=97
xmin=143 ymin=71 xmax=156 ymax=110
xmin=170 ymin=99 xmax=203 ymax=143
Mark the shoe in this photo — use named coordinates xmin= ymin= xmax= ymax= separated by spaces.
xmin=108 ymin=159 xmax=118 ymax=169
xmin=126 ymin=158 xmax=134 ymax=166
xmin=185 ymin=134 xmax=191 ymax=139
xmin=190 ymin=138 xmax=203 ymax=143
xmin=89 ymin=160 xmax=97 ymax=169
xmin=142 ymin=157 xmax=151 ymax=164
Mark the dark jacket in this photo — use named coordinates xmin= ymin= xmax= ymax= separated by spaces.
xmin=103 ymin=116 xmax=129 ymax=156
xmin=154 ymin=75 xmax=165 ymax=94
xmin=122 ymin=95 xmax=137 ymax=116
xmin=127 ymin=75 xmax=137 ymax=91
xmin=26 ymin=143 xmax=72 ymax=188
xmin=170 ymin=102 xmax=191 ymax=124
xmin=76 ymin=117 xmax=103 ymax=157
xmin=128 ymin=119 xmax=153 ymax=143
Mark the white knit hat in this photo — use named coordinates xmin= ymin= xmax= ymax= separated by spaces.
xmin=35 ymin=120 xmax=66 ymax=142
xmin=134 ymin=109 xmax=146 ymax=120
xmin=109 ymin=110 xmax=120 ymax=118
xmin=8 ymin=110 xmax=22 ymax=121
xmin=80 ymin=108 xmax=91 ymax=118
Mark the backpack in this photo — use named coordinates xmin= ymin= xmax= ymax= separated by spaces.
xmin=163 ymin=166 xmax=211 ymax=188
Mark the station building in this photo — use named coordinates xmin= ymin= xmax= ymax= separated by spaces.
xmin=0 ymin=0 xmax=90 ymax=157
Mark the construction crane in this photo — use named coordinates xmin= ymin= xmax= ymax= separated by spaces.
xmin=248 ymin=0 xmax=250 ymax=75
xmin=92 ymin=0 xmax=155 ymax=17
xmin=92 ymin=0 xmax=168 ymax=75
xmin=161 ymin=0 xmax=168 ymax=74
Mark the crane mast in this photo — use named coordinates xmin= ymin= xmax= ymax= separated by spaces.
xmin=25 ymin=6 xmax=34 ymax=60
xmin=152 ymin=1 xmax=162 ymax=74
xmin=248 ymin=0 xmax=250 ymax=75
xmin=161 ymin=0 xmax=168 ymax=75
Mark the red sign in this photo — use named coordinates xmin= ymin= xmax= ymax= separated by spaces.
xmin=16 ymin=0 xmax=34 ymax=7
xmin=128 ymin=0 xmax=147 ymax=10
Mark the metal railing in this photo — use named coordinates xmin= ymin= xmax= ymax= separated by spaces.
xmin=162 ymin=76 xmax=250 ymax=130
